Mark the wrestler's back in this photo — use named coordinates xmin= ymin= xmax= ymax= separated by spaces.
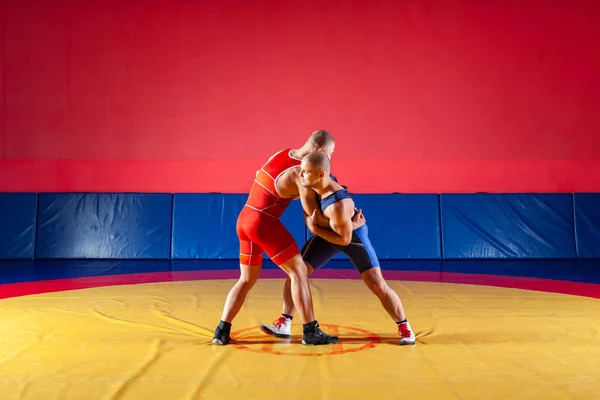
xmin=244 ymin=149 xmax=302 ymax=218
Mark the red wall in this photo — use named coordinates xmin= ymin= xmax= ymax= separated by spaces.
xmin=1 ymin=0 xmax=599 ymax=193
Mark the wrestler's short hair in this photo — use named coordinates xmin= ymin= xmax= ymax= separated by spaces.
xmin=307 ymin=130 xmax=335 ymax=149
xmin=303 ymin=151 xmax=331 ymax=173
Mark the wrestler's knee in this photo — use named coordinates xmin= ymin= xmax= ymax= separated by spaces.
xmin=305 ymin=262 xmax=315 ymax=276
xmin=238 ymin=275 xmax=258 ymax=289
xmin=238 ymin=265 xmax=261 ymax=288
xmin=361 ymin=267 xmax=388 ymax=297
xmin=279 ymin=254 xmax=309 ymax=279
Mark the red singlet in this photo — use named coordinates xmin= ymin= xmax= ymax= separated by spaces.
xmin=236 ymin=149 xmax=302 ymax=266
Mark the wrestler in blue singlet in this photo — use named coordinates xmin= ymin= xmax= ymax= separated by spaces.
xmin=301 ymin=174 xmax=380 ymax=273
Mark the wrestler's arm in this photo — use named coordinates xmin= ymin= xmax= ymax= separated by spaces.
xmin=297 ymin=180 xmax=330 ymax=229
xmin=308 ymin=203 xmax=353 ymax=246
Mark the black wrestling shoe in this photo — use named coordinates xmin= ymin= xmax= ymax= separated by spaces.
xmin=212 ymin=326 xmax=232 ymax=345
xmin=302 ymin=323 xmax=339 ymax=345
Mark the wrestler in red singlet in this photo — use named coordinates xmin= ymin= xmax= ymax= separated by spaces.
xmin=212 ymin=131 xmax=341 ymax=346
xmin=236 ymin=148 xmax=302 ymax=266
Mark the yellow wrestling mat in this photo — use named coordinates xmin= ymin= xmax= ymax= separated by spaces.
xmin=1 ymin=278 xmax=599 ymax=399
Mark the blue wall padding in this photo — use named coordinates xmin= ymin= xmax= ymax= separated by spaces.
xmin=573 ymin=193 xmax=600 ymax=258
xmin=171 ymin=193 xmax=246 ymax=259
xmin=0 ymin=193 xmax=38 ymax=259
xmin=350 ymin=194 xmax=441 ymax=259
xmin=306 ymin=193 xmax=441 ymax=261
xmin=171 ymin=194 xmax=306 ymax=259
xmin=2 ymin=192 xmax=596 ymax=261
xmin=440 ymin=194 xmax=576 ymax=259
xmin=35 ymin=193 xmax=172 ymax=259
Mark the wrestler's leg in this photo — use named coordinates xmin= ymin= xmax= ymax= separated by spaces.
xmin=212 ymin=212 xmax=264 ymax=345
xmin=213 ymin=260 xmax=262 ymax=345
xmin=275 ymin=251 xmax=314 ymax=324
xmin=346 ymin=226 xmax=416 ymax=345
xmin=220 ymin=258 xmax=263 ymax=323
xmin=360 ymin=267 xmax=406 ymax=323
xmin=260 ymin=235 xmax=339 ymax=338
xmin=273 ymin=253 xmax=336 ymax=345
xmin=265 ymin=228 xmax=338 ymax=345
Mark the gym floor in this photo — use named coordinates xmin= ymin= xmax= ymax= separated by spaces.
xmin=1 ymin=259 xmax=599 ymax=400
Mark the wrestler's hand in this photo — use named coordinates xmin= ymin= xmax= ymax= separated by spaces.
xmin=351 ymin=208 xmax=366 ymax=230
xmin=305 ymin=209 xmax=318 ymax=234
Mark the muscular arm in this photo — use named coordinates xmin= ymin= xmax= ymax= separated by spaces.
xmin=298 ymin=183 xmax=330 ymax=229
xmin=309 ymin=204 xmax=353 ymax=246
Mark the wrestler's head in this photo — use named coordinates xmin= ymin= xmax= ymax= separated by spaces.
xmin=299 ymin=151 xmax=331 ymax=188
xmin=306 ymin=130 xmax=335 ymax=159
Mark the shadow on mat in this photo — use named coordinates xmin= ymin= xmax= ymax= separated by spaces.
xmin=231 ymin=337 xmax=379 ymax=345
xmin=230 ymin=327 xmax=546 ymax=345
xmin=232 ymin=333 xmax=424 ymax=346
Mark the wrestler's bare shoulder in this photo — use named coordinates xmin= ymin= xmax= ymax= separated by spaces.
xmin=274 ymin=166 xmax=302 ymax=199
xmin=323 ymin=198 xmax=355 ymax=220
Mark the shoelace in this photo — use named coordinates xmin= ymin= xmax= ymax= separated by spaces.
xmin=273 ymin=316 xmax=287 ymax=328
xmin=398 ymin=324 xmax=412 ymax=338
